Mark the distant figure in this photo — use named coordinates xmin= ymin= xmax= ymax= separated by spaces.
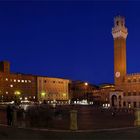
xmin=6 ymin=105 xmax=13 ymax=126
xmin=43 ymin=100 xmax=47 ymax=104
xmin=111 ymin=112 xmax=115 ymax=117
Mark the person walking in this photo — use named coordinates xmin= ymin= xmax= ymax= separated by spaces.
xmin=6 ymin=105 xmax=13 ymax=126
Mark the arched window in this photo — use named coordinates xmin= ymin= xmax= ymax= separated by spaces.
xmin=123 ymin=101 xmax=126 ymax=107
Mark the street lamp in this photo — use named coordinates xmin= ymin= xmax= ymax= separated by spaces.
xmin=41 ymin=92 xmax=46 ymax=102
xmin=84 ymin=82 xmax=88 ymax=100
xmin=14 ymin=91 xmax=21 ymax=105
xmin=84 ymin=82 xmax=88 ymax=86
xmin=14 ymin=91 xmax=21 ymax=96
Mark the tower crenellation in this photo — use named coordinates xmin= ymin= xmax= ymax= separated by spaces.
xmin=112 ymin=16 xmax=128 ymax=39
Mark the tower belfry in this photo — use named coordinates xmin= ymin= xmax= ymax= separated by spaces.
xmin=112 ymin=16 xmax=128 ymax=86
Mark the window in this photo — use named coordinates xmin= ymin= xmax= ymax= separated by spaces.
xmin=133 ymin=102 xmax=137 ymax=108
xmin=25 ymin=80 xmax=27 ymax=83
xmin=14 ymin=79 xmax=16 ymax=82
xmin=18 ymin=80 xmax=20 ymax=82
xmin=119 ymin=101 xmax=121 ymax=107
xmin=128 ymin=92 xmax=131 ymax=96
xmin=133 ymin=92 xmax=136 ymax=96
xmin=133 ymin=79 xmax=136 ymax=82
xmin=128 ymin=79 xmax=131 ymax=83
xmin=44 ymin=80 xmax=46 ymax=83
xmin=28 ymin=80 xmax=31 ymax=83
xmin=128 ymin=102 xmax=131 ymax=108
xmin=10 ymin=84 xmax=13 ymax=88
xmin=5 ymin=78 xmax=8 ymax=81
xmin=123 ymin=101 xmax=126 ymax=107
xmin=21 ymin=80 xmax=24 ymax=83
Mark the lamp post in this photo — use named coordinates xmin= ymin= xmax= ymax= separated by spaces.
xmin=84 ymin=82 xmax=88 ymax=100
xmin=14 ymin=91 xmax=21 ymax=105
xmin=41 ymin=92 xmax=46 ymax=102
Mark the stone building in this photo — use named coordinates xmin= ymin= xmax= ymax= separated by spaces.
xmin=69 ymin=81 xmax=99 ymax=104
xmin=0 ymin=61 xmax=37 ymax=102
xmin=98 ymin=84 xmax=115 ymax=105
xmin=37 ymin=76 xmax=70 ymax=103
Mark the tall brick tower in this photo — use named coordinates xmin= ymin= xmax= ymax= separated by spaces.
xmin=112 ymin=16 xmax=128 ymax=87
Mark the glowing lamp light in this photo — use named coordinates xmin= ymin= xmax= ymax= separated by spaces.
xmin=63 ymin=93 xmax=66 ymax=97
xmin=84 ymin=82 xmax=88 ymax=86
xmin=14 ymin=91 xmax=21 ymax=95
xmin=41 ymin=92 xmax=46 ymax=97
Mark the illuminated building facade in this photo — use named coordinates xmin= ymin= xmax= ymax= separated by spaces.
xmin=98 ymin=84 xmax=115 ymax=104
xmin=0 ymin=61 xmax=37 ymax=102
xmin=69 ymin=81 xmax=100 ymax=104
xmin=111 ymin=16 xmax=140 ymax=108
xmin=37 ymin=77 xmax=70 ymax=102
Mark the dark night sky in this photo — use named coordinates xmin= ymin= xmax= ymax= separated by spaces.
xmin=0 ymin=1 xmax=140 ymax=85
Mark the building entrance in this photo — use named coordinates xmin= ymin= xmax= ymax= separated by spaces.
xmin=111 ymin=95 xmax=117 ymax=107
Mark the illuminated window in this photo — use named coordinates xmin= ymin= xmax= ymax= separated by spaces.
xmin=25 ymin=80 xmax=27 ymax=83
xmin=18 ymin=80 xmax=20 ymax=82
xmin=5 ymin=78 xmax=8 ymax=81
xmin=10 ymin=84 xmax=13 ymax=88
xmin=21 ymin=80 xmax=24 ymax=83
xmin=28 ymin=80 xmax=31 ymax=83
xmin=14 ymin=79 xmax=16 ymax=82
xmin=6 ymin=91 xmax=8 ymax=94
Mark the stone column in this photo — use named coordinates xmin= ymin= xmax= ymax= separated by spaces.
xmin=134 ymin=108 xmax=140 ymax=126
xmin=70 ymin=110 xmax=78 ymax=130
